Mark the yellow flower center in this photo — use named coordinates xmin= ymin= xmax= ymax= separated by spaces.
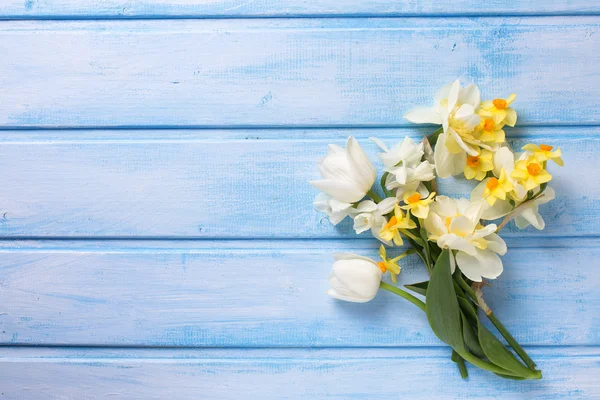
xmin=407 ymin=193 xmax=422 ymax=204
xmin=377 ymin=261 xmax=387 ymax=273
xmin=467 ymin=155 xmax=480 ymax=167
xmin=493 ymin=98 xmax=507 ymax=110
xmin=486 ymin=177 xmax=499 ymax=190
xmin=384 ymin=216 xmax=397 ymax=230
xmin=445 ymin=217 xmax=452 ymax=230
xmin=527 ymin=163 xmax=542 ymax=176
xmin=483 ymin=119 xmax=495 ymax=131
xmin=540 ymin=144 xmax=553 ymax=151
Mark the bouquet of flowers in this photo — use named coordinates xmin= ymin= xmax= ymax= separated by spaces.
xmin=311 ymin=79 xmax=563 ymax=380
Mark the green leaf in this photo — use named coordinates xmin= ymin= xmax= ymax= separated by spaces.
xmin=404 ymin=281 xmax=429 ymax=296
xmin=477 ymin=318 xmax=537 ymax=378
xmin=460 ymin=312 xmax=486 ymax=359
xmin=458 ymin=296 xmax=477 ymax=321
xmin=426 ymin=250 xmax=466 ymax=352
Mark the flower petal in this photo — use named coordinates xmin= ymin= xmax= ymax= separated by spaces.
xmin=310 ymin=179 xmax=366 ymax=203
xmin=437 ymin=233 xmax=477 ymax=256
xmin=455 ymin=249 xmax=504 ymax=282
xmin=404 ymin=106 xmax=441 ymax=124
xmin=458 ymin=83 xmax=481 ymax=108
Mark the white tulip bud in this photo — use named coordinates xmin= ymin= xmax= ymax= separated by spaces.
xmin=327 ymin=253 xmax=382 ymax=303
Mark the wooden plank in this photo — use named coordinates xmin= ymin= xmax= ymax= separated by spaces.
xmin=0 ymin=347 xmax=597 ymax=399
xmin=0 ymin=238 xmax=597 ymax=347
xmin=0 ymin=18 xmax=599 ymax=127
xmin=1 ymin=1 xmax=599 ymax=18
xmin=0 ymin=128 xmax=596 ymax=238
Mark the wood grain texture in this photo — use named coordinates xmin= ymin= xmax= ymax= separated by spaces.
xmin=0 ymin=128 xmax=595 ymax=238
xmin=1 ymin=0 xmax=599 ymax=18
xmin=0 ymin=18 xmax=599 ymax=127
xmin=0 ymin=238 xmax=597 ymax=347
xmin=0 ymin=347 xmax=598 ymax=400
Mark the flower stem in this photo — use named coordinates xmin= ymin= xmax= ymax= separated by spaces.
xmin=454 ymin=274 xmax=537 ymax=370
xmin=380 ymin=281 xmax=426 ymax=312
xmin=451 ymin=350 xmax=469 ymax=379
xmin=487 ymin=311 xmax=537 ymax=370
xmin=367 ymin=189 xmax=383 ymax=203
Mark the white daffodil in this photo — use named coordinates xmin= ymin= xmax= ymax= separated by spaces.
xmin=423 ymin=196 xmax=507 ymax=282
xmin=327 ymin=253 xmax=382 ymax=303
xmin=370 ymin=136 xmax=435 ymax=197
xmin=314 ymin=193 xmax=355 ymax=225
xmin=471 ymin=147 xmax=527 ymax=220
xmin=405 ymin=80 xmax=488 ymax=178
xmin=311 ymin=136 xmax=376 ymax=203
xmin=353 ymin=197 xmax=399 ymax=243
xmin=514 ymin=187 xmax=556 ymax=230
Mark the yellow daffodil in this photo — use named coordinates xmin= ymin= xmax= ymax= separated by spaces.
xmin=464 ymin=149 xmax=494 ymax=181
xmin=480 ymin=94 xmax=517 ymax=127
xmin=511 ymin=158 xmax=552 ymax=191
xmin=401 ymin=191 xmax=436 ymax=219
xmin=376 ymin=245 xmax=404 ymax=283
xmin=477 ymin=117 xmax=506 ymax=146
xmin=482 ymin=169 xmax=514 ymax=206
xmin=379 ymin=204 xmax=416 ymax=246
xmin=522 ymin=143 xmax=564 ymax=166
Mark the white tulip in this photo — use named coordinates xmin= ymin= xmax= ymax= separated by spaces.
xmin=327 ymin=253 xmax=382 ymax=303
xmin=311 ymin=136 xmax=376 ymax=203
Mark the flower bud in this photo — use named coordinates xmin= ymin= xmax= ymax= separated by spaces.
xmin=327 ymin=253 xmax=382 ymax=303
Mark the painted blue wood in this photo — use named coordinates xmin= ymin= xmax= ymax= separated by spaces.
xmin=0 ymin=18 xmax=599 ymax=127
xmin=0 ymin=128 xmax=595 ymax=238
xmin=1 ymin=0 xmax=599 ymax=18
xmin=0 ymin=347 xmax=598 ymax=399
xmin=0 ymin=11 xmax=599 ymax=398
xmin=0 ymin=238 xmax=597 ymax=347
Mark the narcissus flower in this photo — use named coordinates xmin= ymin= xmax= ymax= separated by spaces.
xmin=401 ymin=191 xmax=436 ymax=219
xmin=480 ymin=94 xmax=517 ymax=126
xmin=377 ymin=245 xmax=403 ymax=282
xmin=370 ymin=137 xmax=435 ymax=197
xmin=511 ymin=158 xmax=552 ymax=191
xmin=311 ymin=136 xmax=376 ymax=203
xmin=522 ymin=143 xmax=564 ymax=166
xmin=514 ymin=187 xmax=556 ymax=230
xmin=464 ymin=149 xmax=494 ymax=181
xmin=423 ymin=196 xmax=507 ymax=282
xmin=314 ymin=193 xmax=355 ymax=225
xmin=477 ymin=117 xmax=506 ymax=150
xmin=379 ymin=204 xmax=417 ymax=246
xmin=353 ymin=197 xmax=398 ymax=244
xmin=481 ymin=169 xmax=514 ymax=206
xmin=327 ymin=253 xmax=382 ymax=303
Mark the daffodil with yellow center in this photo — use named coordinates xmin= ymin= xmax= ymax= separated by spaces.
xmin=401 ymin=191 xmax=436 ymax=219
xmin=464 ymin=149 xmax=494 ymax=181
xmin=477 ymin=118 xmax=506 ymax=146
xmin=511 ymin=158 xmax=552 ymax=191
xmin=376 ymin=245 xmax=412 ymax=283
xmin=482 ymin=169 xmax=514 ymax=206
xmin=522 ymin=143 xmax=564 ymax=166
xmin=480 ymin=94 xmax=517 ymax=127
xmin=379 ymin=204 xmax=417 ymax=246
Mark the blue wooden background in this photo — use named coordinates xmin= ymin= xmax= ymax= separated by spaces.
xmin=0 ymin=2 xmax=599 ymax=398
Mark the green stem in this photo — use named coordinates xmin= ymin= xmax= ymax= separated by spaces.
xmin=451 ymin=350 xmax=469 ymax=379
xmin=380 ymin=282 xmax=426 ymax=312
xmin=459 ymin=350 xmax=540 ymax=379
xmin=367 ymin=189 xmax=383 ymax=203
xmin=487 ymin=311 xmax=537 ymax=370
xmin=454 ymin=274 xmax=537 ymax=370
